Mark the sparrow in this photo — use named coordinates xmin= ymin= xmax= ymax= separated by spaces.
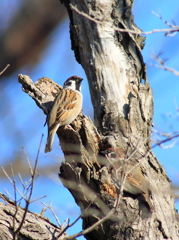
xmin=102 ymin=148 xmax=153 ymax=218
xmin=44 ymin=76 xmax=83 ymax=153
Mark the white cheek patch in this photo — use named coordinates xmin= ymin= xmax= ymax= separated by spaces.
xmin=64 ymin=80 xmax=76 ymax=90
xmin=70 ymin=81 xmax=76 ymax=90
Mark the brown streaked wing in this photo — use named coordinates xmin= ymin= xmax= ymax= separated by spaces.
xmin=127 ymin=173 xmax=144 ymax=191
xmin=56 ymin=89 xmax=78 ymax=122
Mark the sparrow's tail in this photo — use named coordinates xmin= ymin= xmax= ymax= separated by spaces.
xmin=44 ymin=131 xmax=55 ymax=153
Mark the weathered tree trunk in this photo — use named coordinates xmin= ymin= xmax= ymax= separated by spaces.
xmin=2 ymin=0 xmax=179 ymax=239
xmin=58 ymin=0 xmax=179 ymax=239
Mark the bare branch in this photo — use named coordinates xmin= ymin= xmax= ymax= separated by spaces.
xmin=64 ymin=208 xmax=115 ymax=240
xmin=152 ymin=11 xmax=179 ymax=36
xmin=13 ymin=134 xmax=44 ymax=239
xmin=0 ymin=64 xmax=10 ymax=75
xmin=70 ymin=4 xmax=179 ymax=36
xmin=152 ymin=132 xmax=179 ymax=149
xmin=22 ymin=146 xmax=33 ymax=176
xmin=41 ymin=201 xmax=61 ymax=227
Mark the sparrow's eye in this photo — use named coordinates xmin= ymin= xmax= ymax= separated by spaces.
xmin=65 ymin=81 xmax=72 ymax=86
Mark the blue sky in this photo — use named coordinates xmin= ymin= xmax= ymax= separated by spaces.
xmin=0 ymin=0 xmax=179 ymax=238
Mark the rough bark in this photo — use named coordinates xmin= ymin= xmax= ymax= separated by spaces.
xmin=58 ymin=0 xmax=179 ymax=239
xmin=12 ymin=0 xmax=179 ymax=239
xmin=0 ymin=193 xmax=67 ymax=240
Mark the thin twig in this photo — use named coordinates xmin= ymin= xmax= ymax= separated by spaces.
xmin=2 ymin=167 xmax=29 ymax=202
xmin=13 ymin=134 xmax=44 ymax=239
xmin=41 ymin=201 xmax=61 ymax=227
xmin=10 ymin=164 xmax=19 ymax=237
xmin=30 ymin=195 xmax=46 ymax=203
xmin=1 ymin=167 xmax=13 ymax=184
xmin=70 ymin=4 xmax=179 ymax=36
xmin=18 ymin=173 xmax=25 ymax=190
xmin=126 ymin=139 xmax=142 ymax=162
xmin=57 ymin=202 xmax=93 ymax=238
xmin=152 ymin=11 xmax=178 ymax=36
xmin=22 ymin=146 xmax=33 ymax=175
xmin=0 ymin=64 xmax=10 ymax=75
xmin=64 ymin=208 xmax=115 ymax=240
xmin=3 ymin=189 xmax=14 ymax=202
xmin=153 ymin=135 xmax=179 ymax=149
xmin=151 ymin=63 xmax=179 ymax=76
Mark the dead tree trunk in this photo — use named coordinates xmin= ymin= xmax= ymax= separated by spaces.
xmin=58 ymin=0 xmax=179 ymax=239
xmin=6 ymin=0 xmax=178 ymax=239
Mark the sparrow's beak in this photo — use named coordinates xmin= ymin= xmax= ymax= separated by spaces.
xmin=78 ymin=77 xmax=83 ymax=83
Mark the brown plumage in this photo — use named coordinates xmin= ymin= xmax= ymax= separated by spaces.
xmin=45 ymin=76 xmax=83 ymax=153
